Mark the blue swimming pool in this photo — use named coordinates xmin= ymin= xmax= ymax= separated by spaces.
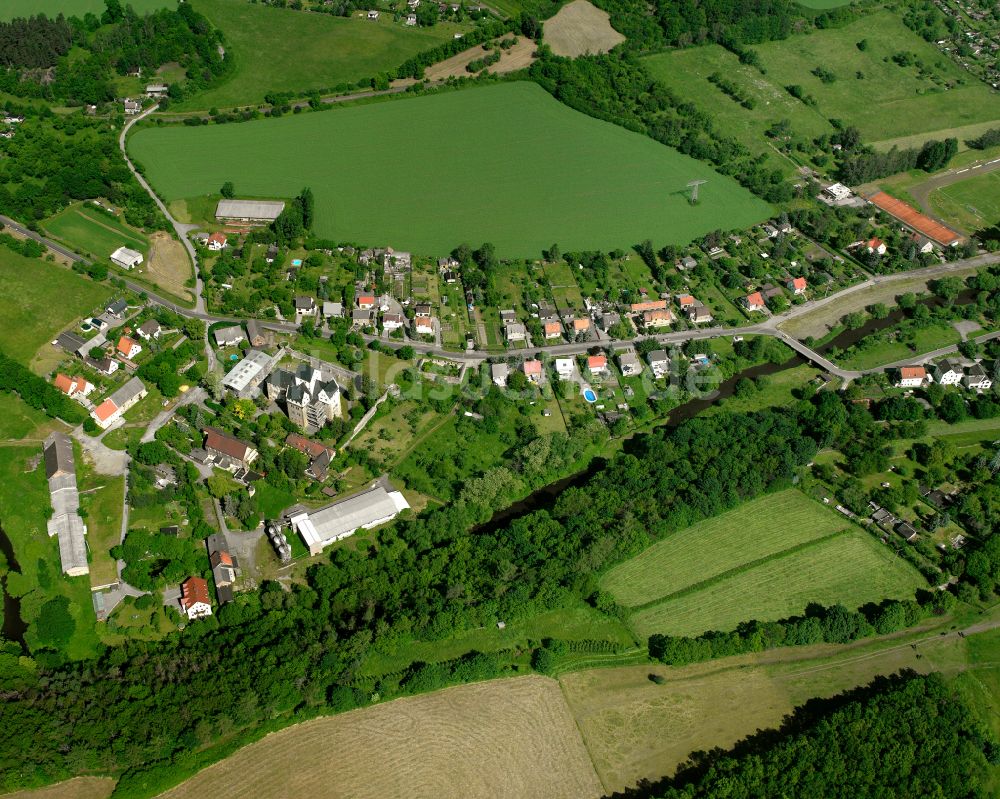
xmin=583 ymin=389 xmax=597 ymax=403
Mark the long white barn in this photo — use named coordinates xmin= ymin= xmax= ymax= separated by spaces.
xmin=289 ymin=482 xmax=409 ymax=555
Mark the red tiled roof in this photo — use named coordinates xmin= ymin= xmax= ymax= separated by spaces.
xmin=180 ymin=576 xmax=211 ymax=609
xmin=677 ymin=295 xmax=695 ymax=307
xmin=867 ymin=237 xmax=884 ymax=249
xmin=117 ymin=336 xmax=136 ymax=357
xmin=207 ymin=232 xmax=227 ymax=245
xmin=285 ymin=433 xmax=328 ymax=459
xmin=544 ymin=321 xmax=561 ymax=334
xmin=573 ymin=318 xmax=591 ymax=330
xmin=790 ymin=277 xmax=807 ymax=290
xmin=93 ymin=399 xmax=117 ymax=421
xmin=204 ymin=427 xmax=252 ymax=461
xmin=900 ymin=366 xmax=927 ymax=379
xmin=630 ymin=299 xmax=667 ymax=312
xmin=588 ymin=355 xmax=607 ymax=369
xmin=523 ymin=359 xmax=542 ymax=375
xmin=53 ymin=373 xmax=74 ymax=394
xmin=210 ymin=550 xmax=233 ymax=568
xmin=644 ymin=309 xmax=673 ymax=321
xmin=745 ymin=291 xmax=765 ymax=307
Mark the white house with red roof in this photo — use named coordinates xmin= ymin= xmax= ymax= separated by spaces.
xmin=179 ymin=576 xmax=212 ymax=620
xmin=787 ymin=276 xmax=807 ymax=295
xmin=53 ymin=373 xmax=95 ymax=399
xmin=357 ymin=294 xmax=376 ymax=310
xmin=414 ymin=316 xmax=436 ymax=336
xmin=116 ymin=336 xmax=141 ymax=360
xmin=90 ymin=377 xmax=148 ymax=429
xmin=206 ymin=232 xmax=228 ymax=251
xmin=523 ymin=359 xmax=543 ymax=383
xmin=866 ymin=237 xmax=887 ymax=256
xmin=643 ymin=308 xmax=674 ymax=328
xmin=587 ymin=354 xmax=608 ymax=376
xmin=743 ymin=291 xmax=766 ymax=312
xmin=896 ymin=365 xmax=928 ymax=388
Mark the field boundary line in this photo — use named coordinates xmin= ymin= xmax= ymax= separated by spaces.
xmin=625 ymin=528 xmax=850 ymax=613
xmin=557 ymin=677 xmax=614 ymax=796
xmin=75 ymin=208 xmax=147 ymax=246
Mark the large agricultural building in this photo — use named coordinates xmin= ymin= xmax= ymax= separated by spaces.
xmin=215 ymin=199 xmax=286 ymax=224
xmin=222 ymin=348 xmax=284 ymax=398
xmin=43 ymin=433 xmax=89 ymax=577
xmin=289 ymin=481 xmax=410 ymax=555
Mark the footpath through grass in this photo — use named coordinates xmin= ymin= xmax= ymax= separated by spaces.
xmin=43 ymin=203 xmax=149 ymax=264
xmin=129 ymin=82 xmax=771 ymax=256
xmin=601 ymin=489 xmax=924 ymax=639
xmin=178 ymin=0 xmax=465 ymax=110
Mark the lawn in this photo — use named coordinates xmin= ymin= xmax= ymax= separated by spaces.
xmin=176 ymin=0 xmax=467 ymax=110
xmin=0 ymin=446 xmax=101 ymax=660
xmin=128 ymin=82 xmax=772 ymax=257
xmin=1 ymin=0 xmax=167 ymax=19
xmin=77 ymin=465 xmax=124 ymax=591
xmin=254 ymin=481 xmax=297 ymax=519
xmin=832 ymin=321 xmax=961 ymax=370
xmin=751 ymin=12 xmax=1000 ymax=143
xmin=600 ymin=489 xmax=846 ymax=608
xmin=0 ymin=247 xmax=111 ymax=366
xmin=43 ymin=203 xmax=149 ymax=264
xmin=0 ymin=393 xmax=66 ymax=441
xmin=930 ymin=169 xmax=1000 ymax=233
xmin=629 ymin=531 xmax=924 ymax=638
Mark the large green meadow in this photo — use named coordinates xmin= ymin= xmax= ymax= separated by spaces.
xmin=1 ymin=0 xmax=168 ymax=20
xmin=646 ymin=12 xmax=1000 ymax=155
xmin=129 ymin=82 xmax=771 ymax=256
xmin=44 ymin=203 xmax=149 ymax=264
xmin=601 ymin=489 xmax=924 ymax=638
xmin=176 ymin=0 xmax=466 ymax=110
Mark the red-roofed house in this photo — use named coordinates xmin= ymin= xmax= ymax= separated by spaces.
xmin=91 ymin=399 xmax=118 ymax=428
xmin=587 ymin=354 xmax=608 ymax=375
xmin=787 ymin=277 xmax=807 ymax=295
xmin=204 ymin=427 xmax=258 ymax=470
xmin=743 ymin=292 xmax=765 ymax=312
xmin=117 ymin=336 xmax=141 ymax=359
xmin=677 ymin=294 xmax=696 ymax=309
xmin=896 ymin=366 xmax=928 ymax=388
xmin=866 ymin=237 xmax=887 ymax=256
xmin=357 ymin=294 xmax=376 ymax=310
xmin=630 ymin=299 xmax=667 ymax=313
xmin=523 ymin=359 xmax=543 ymax=383
xmin=179 ymin=576 xmax=212 ymax=620
xmin=643 ymin=308 xmax=674 ymax=328
xmin=543 ymin=321 xmax=562 ymax=339
xmin=53 ymin=373 xmax=94 ymax=398
xmin=572 ymin=317 xmax=591 ymax=334
xmin=207 ymin=232 xmax=228 ymax=251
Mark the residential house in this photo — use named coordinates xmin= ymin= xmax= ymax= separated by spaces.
xmin=677 ymin=294 xmax=696 ymax=310
xmin=351 ymin=309 xmax=374 ymax=328
xmin=414 ymin=316 xmax=436 ymax=337
xmin=504 ymin=322 xmax=527 ymax=343
xmin=587 ymin=354 xmax=608 ymax=376
xmin=91 ymin=377 xmax=148 ymax=429
xmin=523 ymin=359 xmax=543 ymax=383
xmin=762 ymin=223 xmax=779 ymax=238
xmin=110 ymin=247 xmax=143 ymax=270
xmin=686 ymin=303 xmax=713 ymax=324
xmin=648 ymin=349 xmax=669 ymax=378
xmin=145 ymin=83 xmax=169 ymax=98
xmin=572 ymin=317 xmax=591 ymax=337
xmin=761 ymin=284 xmax=784 ymax=302
xmin=136 ymin=319 xmax=162 ymax=341
xmin=935 ymin=359 xmax=964 ymax=386
xmin=294 ymin=296 xmax=317 ymax=322
xmin=213 ymin=325 xmax=247 ymax=348
xmin=491 ymin=363 xmax=509 ymax=388
xmin=630 ymin=299 xmax=667 ymax=313
xmin=116 ymin=336 xmax=142 ymax=360
xmin=85 ymin=356 xmax=119 ymax=376
xmin=643 ymin=308 xmax=673 ymax=328
xmin=382 ymin=313 xmax=405 ymax=332
xmin=543 ymin=321 xmax=562 ymax=339
xmin=382 ymin=248 xmax=411 ymax=273
xmin=210 ymin=550 xmax=236 ymax=604
xmin=555 ymin=358 xmax=575 ymax=380
xmin=787 ymin=276 xmax=807 ymax=295
xmin=266 ymin=364 xmax=341 ymax=429
xmin=964 ymin=363 xmax=993 ymax=391
xmin=414 ymin=303 xmax=432 ymax=318
xmin=742 ymin=291 xmax=766 ymax=312
xmin=105 ymin=299 xmax=128 ymax=319
xmin=866 ymin=237 xmax=887 ymax=256
xmin=203 ymin=427 xmax=258 ymax=470
xmin=438 ymin=256 xmax=459 ymax=270
xmin=896 ymin=366 xmax=929 ymax=388
xmin=599 ymin=312 xmax=621 ymax=332
xmin=500 ymin=309 xmax=517 ymax=326
xmin=357 ymin=294 xmax=376 ymax=310
xmin=53 ymin=374 xmax=94 ymax=399
xmin=206 ymin=232 xmax=228 ymax=251
xmin=895 ymin=522 xmax=918 ymax=543
xmin=677 ymin=256 xmax=697 ymax=270
xmin=617 ymin=350 xmax=642 ymax=377
xmin=912 ymin=235 xmax=935 ymax=254
xmin=179 ymin=576 xmax=212 ymax=620
xmin=285 ymin=433 xmax=335 ymax=481
xmin=322 ymin=302 xmax=343 ymax=320
xmin=367 ymin=9 xmax=380 ymax=18
xmin=246 ymin=319 xmax=268 ymax=348
xmin=123 ymin=99 xmax=141 ymax=115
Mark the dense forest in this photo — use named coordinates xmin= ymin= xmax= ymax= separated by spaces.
xmin=650 ymin=672 xmax=996 ymax=798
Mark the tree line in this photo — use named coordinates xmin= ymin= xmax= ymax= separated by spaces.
xmin=0 ymin=349 xmax=85 ymax=425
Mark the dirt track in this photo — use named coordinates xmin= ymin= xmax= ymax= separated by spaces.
xmin=423 ymin=38 xmax=536 ymax=81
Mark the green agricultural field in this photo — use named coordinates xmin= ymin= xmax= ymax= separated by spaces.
xmin=44 ymin=203 xmax=149 ymax=264
xmin=601 ymin=489 xmax=924 ymax=639
xmin=930 ymin=169 xmax=1000 ymax=232
xmin=1 ymin=0 xmax=167 ymax=20
xmin=0 ymin=393 xmax=66 ymax=441
xmin=129 ymin=82 xmax=771 ymax=256
xmin=0 ymin=247 xmax=110 ymax=364
xmin=629 ymin=531 xmax=923 ymax=638
xmin=752 ymin=12 xmax=1000 ymax=142
xmin=176 ymin=0 xmax=467 ymax=110
xmin=601 ymin=489 xmax=845 ymax=608
xmin=643 ymin=45 xmax=833 ymax=173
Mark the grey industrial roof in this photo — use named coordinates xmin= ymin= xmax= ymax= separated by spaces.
xmin=292 ymin=485 xmax=409 ymax=549
xmin=223 ymin=349 xmax=277 ymax=392
xmin=43 ymin=433 xmax=88 ymax=576
xmin=216 ymin=199 xmax=286 ymax=221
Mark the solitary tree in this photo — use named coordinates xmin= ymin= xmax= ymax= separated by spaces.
xmin=220 ymin=181 xmax=235 ymax=198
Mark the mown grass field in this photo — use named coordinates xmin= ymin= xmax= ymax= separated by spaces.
xmin=0 ymin=393 xmax=66 ymax=441
xmin=601 ymin=489 xmax=923 ymax=639
xmin=0 ymin=777 xmax=116 ymax=799
xmin=0 ymin=247 xmax=110 ymax=365
xmin=43 ymin=203 xmax=149 ymax=264
xmin=752 ymin=13 xmax=1000 ymax=143
xmin=130 ymin=83 xmax=771 ymax=256
xmin=177 ymin=0 xmax=466 ymax=110
xmin=1 ymin=0 xmax=166 ymax=20
xmin=930 ymin=169 xmax=1000 ymax=232
xmin=832 ymin=320 xmax=962 ymax=370
xmin=601 ymin=490 xmax=845 ymax=608
xmin=158 ymin=676 xmax=603 ymax=799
